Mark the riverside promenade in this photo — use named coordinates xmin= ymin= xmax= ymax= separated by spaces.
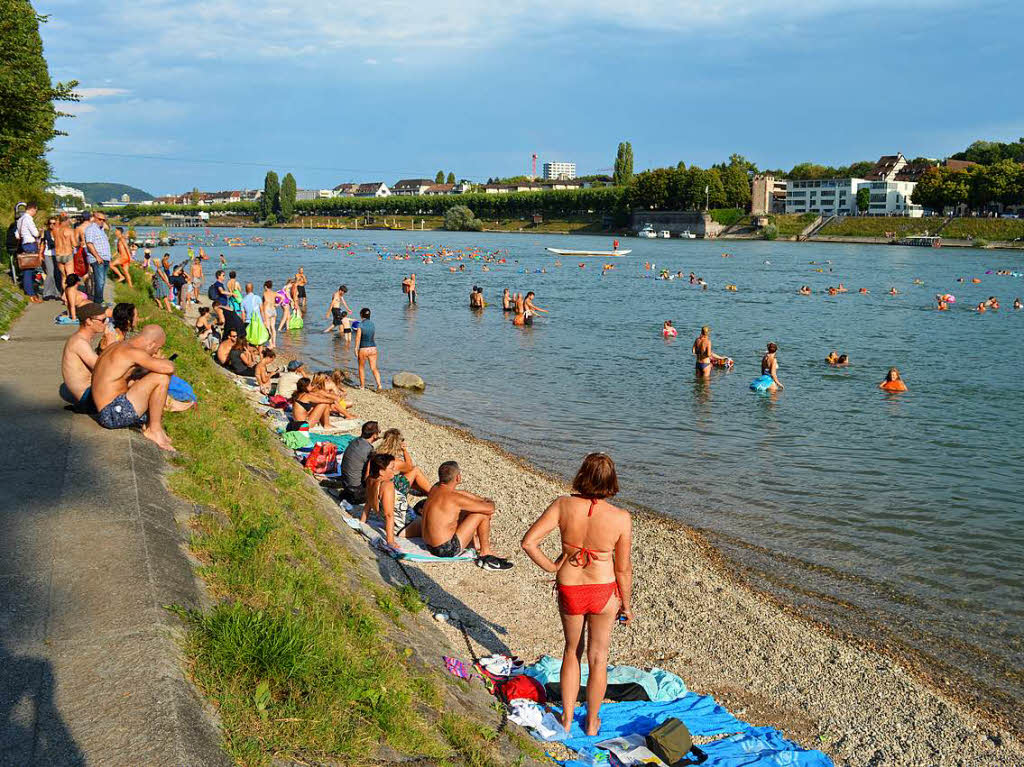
xmin=0 ymin=299 xmax=228 ymax=766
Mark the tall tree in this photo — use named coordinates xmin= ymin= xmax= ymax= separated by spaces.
xmin=856 ymin=187 xmax=870 ymax=214
xmin=435 ymin=170 xmax=445 ymax=184
xmin=446 ymin=172 xmax=455 ymax=185
xmin=280 ymin=172 xmax=297 ymax=220
xmin=613 ymin=143 xmax=625 ymax=185
xmin=613 ymin=142 xmax=634 ymax=186
xmin=0 ymin=1 xmax=78 ymax=184
xmin=190 ymin=187 xmax=200 ymax=205
xmin=260 ymin=171 xmax=280 ymax=221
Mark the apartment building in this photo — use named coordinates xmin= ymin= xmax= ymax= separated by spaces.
xmin=542 ymin=161 xmax=576 ymax=180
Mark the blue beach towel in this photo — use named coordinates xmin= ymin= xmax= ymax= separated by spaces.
xmin=524 ymin=656 xmax=687 ymax=703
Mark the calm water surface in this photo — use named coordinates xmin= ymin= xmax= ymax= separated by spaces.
xmin=155 ymin=227 xmax=1023 ymax=714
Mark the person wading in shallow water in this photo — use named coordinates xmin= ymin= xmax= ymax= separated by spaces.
xmin=521 ymin=452 xmax=633 ymax=737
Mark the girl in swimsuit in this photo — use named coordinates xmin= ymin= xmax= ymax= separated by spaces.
xmin=362 ymin=453 xmax=422 ymax=547
xmin=521 ymin=453 xmax=633 ymax=736
xmin=276 ymin=282 xmax=293 ymax=332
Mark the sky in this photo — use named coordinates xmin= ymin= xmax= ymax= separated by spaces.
xmin=38 ymin=0 xmax=1024 ymax=196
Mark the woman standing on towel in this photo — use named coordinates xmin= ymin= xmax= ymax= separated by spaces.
xmin=521 ymin=453 xmax=633 ymax=736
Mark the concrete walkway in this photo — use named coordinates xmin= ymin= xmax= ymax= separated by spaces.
xmin=0 ymin=297 xmax=228 ymax=766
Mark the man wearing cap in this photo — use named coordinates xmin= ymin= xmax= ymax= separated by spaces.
xmin=275 ymin=360 xmax=310 ymax=401
xmin=59 ymin=302 xmax=106 ymax=412
xmin=84 ymin=211 xmax=111 ymax=302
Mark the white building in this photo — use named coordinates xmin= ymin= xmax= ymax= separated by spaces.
xmin=47 ymin=184 xmax=86 ymax=202
xmin=542 ymin=161 xmax=576 ymax=180
xmin=392 ymin=179 xmax=434 ymax=196
xmin=354 ymin=182 xmax=390 ymax=198
xmin=861 ymin=180 xmax=923 ymax=217
xmin=784 ymin=178 xmax=864 ymax=216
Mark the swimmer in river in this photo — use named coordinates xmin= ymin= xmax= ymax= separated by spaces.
xmin=470 ymin=286 xmax=484 ymax=309
xmin=828 ymin=287 xmax=838 ymax=296
xmin=976 ymin=302 xmax=987 ymax=313
xmin=691 ymin=326 xmax=719 ymax=378
xmin=859 ymin=287 xmax=869 ymax=294
xmin=502 ymin=288 xmax=512 ymax=311
xmin=799 ymin=286 xmax=812 ymax=296
xmin=836 ymin=283 xmax=848 ymax=293
xmin=879 ymin=367 xmax=907 ymax=392
xmin=889 ymin=287 xmax=899 ymax=296
xmin=826 ymin=351 xmax=839 ymax=364
xmin=985 ymin=296 xmax=999 ymax=310
xmin=662 ymin=320 xmax=677 ymax=338
xmin=518 ymin=291 xmax=547 ymax=325
xmin=1014 ymin=298 xmax=1022 ymax=310
xmin=834 ymin=354 xmax=849 ymax=367
xmin=756 ymin=342 xmax=784 ymax=392
xmin=936 ymin=297 xmax=949 ymax=311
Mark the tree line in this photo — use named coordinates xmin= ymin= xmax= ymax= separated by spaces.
xmin=912 ymin=161 xmax=1024 ymax=212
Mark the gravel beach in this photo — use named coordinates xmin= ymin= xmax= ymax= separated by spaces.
xmin=326 ymin=383 xmax=1021 ymax=767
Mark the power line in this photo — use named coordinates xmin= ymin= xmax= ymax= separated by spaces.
xmin=48 ymin=148 xmax=439 ymax=178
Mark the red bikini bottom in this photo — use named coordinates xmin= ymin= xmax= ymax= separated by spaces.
xmin=556 ymin=582 xmax=619 ymax=615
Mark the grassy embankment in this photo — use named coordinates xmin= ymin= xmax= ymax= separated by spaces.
xmin=818 ymin=217 xmax=941 ymax=238
xmin=942 ymin=217 xmax=1024 ymax=241
xmin=0 ymin=276 xmax=28 ymax=335
xmin=767 ymin=213 xmax=819 ymax=237
xmin=709 ymin=208 xmax=746 ymax=227
xmin=115 ymin=268 xmax=540 ymax=766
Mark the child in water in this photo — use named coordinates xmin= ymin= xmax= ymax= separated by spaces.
xmin=879 ymin=368 xmax=907 ymax=392
xmin=662 ymin=320 xmax=677 ymax=338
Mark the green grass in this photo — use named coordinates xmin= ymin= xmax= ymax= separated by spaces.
xmin=709 ymin=207 xmax=746 ymax=227
xmin=768 ymin=213 xmax=819 ymax=236
xmin=818 ymin=216 xmax=941 ymax=238
xmin=114 ymin=267 xmax=531 ymax=766
xmin=0 ymin=277 xmax=28 ymax=335
xmin=941 ymin=217 xmax=1024 ymax=242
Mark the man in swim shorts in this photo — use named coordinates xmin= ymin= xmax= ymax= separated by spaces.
xmin=323 ymin=284 xmax=350 ymax=334
xmin=295 ymin=267 xmax=308 ymax=313
xmin=421 ymin=461 xmax=512 ymax=569
xmin=59 ymin=302 xmax=106 ymax=412
xmin=692 ymin=325 xmax=713 ymax=377
xmin=53 ymin=212 xmax=75 ymax=283
xmin=90 ymin=324 xmax=181 ymax=451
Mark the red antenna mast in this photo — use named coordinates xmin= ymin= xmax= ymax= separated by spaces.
xmin=531 ymin=153 xmax=538 ymax=181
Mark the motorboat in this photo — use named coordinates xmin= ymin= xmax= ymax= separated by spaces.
xmin=545 ymin=247 xmax=632 ymax=257
xmin=658 ymin=230 xmax=671 ymax=238
xmin=637 ymin=224 xmax=657 ymax=238
xmin=678 ymin=230 xmax=696 ymax=239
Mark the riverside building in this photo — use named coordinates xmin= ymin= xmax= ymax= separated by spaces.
xmin=783 ymin=152 xmax=924 ymax=217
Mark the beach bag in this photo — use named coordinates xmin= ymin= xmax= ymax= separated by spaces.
xmin=304 ymin=442 xmax=337 ymax=475
xmin=287 ymin=312 xmax=304 ymax=330
xmin=495 ymin=675 xmax=546 ymax=704
xmin=73 ymin=246 xmax=88 ymax=277
xmin=246 ymin=313 xmax=270 ymax=346
xmin=645 ymin=718 xmax=707 ymax=765
xmin=268 ymin=394 xmax=289 ymax=409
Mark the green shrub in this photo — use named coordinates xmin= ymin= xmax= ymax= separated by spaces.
xmin=762 ymin=224 xmax=778 ymax=240
xmin=709 ymin=207 xmax=745 ymax=227
xmin=444 ymin=205 xmax=483 ymax=231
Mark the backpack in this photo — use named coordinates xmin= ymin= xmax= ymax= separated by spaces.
xmin=207 ymin=282 xmax=220 ymax=301
xmin=304 ymin=442 xmax=337 ymax=475
xmin=645 ymin=718 xmax=707 ymax=766
xmin=495 ymin=675 xmax=545 ymax=704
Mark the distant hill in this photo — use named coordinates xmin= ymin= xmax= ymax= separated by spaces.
xmin=61 ymin=182 xmax=154 ymax=205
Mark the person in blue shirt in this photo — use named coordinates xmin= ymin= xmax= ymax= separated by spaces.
xmin=354 ymin=307 xmax=382 ymax=389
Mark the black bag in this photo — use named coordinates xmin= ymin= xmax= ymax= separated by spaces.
xmin=207 ymin=282 xmax=220 ymax=301
xmin=645 ymin=718 xmax=707 ymax=765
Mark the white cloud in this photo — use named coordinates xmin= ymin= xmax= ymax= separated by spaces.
xmin=61 ymin=0 xmax=955 ymax=64
xmin=365 ymin=58 xmax=378 ymax=65
xmin=62 ymin=102 xmax=97 ymax=115
xmin=75 ymin=87 xmax=130 ymax=99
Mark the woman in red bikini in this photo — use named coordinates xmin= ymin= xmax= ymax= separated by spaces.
xmin=521 ymin=453 xmax=633 ymax=736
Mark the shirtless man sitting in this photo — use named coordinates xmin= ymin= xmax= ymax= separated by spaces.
xmin=59 ymin=302 xmax=106 ymax=412
xmin=421 ymin=461 xmax=512 ymax=570
xmin=90 ymin=324 xmax=187 ymax=451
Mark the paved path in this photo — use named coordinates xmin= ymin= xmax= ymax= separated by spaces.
xmin=0 ymin=298 xmax=229 ymax=766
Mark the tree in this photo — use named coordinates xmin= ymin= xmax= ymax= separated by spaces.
xmin=280 ymin=173 xmax=297 ymax=220
xmin=260 ymin=171 xmax=280 ymax=221
xmin=190 ymin=187 xmax=200 ymax=205
xmin=444 ymin=205 xmax=482 ymax=231
xmin=630 ymin=168 xmax=671 ymax=210
xmin=0 ymin=2 xmax=79 ymax=186
xmin=856 ymin=187 xmax=870 ymax=214
xmin=446 ymin=172 xmax=455 ymax=185
xmin=435 ymin=170 xmax=445 ymax=184
xmin=613 ymin=142 xmax=634 ymax=186
xmin=720 ymin=156 xmax=752 ymax=209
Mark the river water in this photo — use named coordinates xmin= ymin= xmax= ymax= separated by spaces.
xmin=152 ymin=226 xmax=1023 ymax=718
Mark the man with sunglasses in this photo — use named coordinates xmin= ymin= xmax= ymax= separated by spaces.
xmin=59 ymin=302 xmax=106 ymax=412
xmin=84 ymin=211 xmax=112 ymax=302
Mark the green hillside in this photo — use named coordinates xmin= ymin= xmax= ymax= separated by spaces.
xmin=61 ymin=182 xmax=154 ymax=204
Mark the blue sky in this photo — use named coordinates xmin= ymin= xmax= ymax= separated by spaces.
xmin=39 ymin=0 xmax=1023 ymax=196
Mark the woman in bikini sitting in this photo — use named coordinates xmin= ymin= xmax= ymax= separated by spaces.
xmin=376 ymin=428 xmax=434 ymax=496
xmin=290 ymin=377 xmax=336 ymax=429
xmin=361 ymin=453 xmax=422 ymax=549
xmin=521 ymin=453 xmax=633 ymax=737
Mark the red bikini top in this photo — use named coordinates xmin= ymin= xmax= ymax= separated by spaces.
xmin=563 ymin=498 xmax=611 ymax=568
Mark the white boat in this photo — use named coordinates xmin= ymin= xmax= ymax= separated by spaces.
xmin=679 ymin=230 xmax=696 ymax=239
xmin=658 ymin=230 xmax=671 ymax=238
xmin=545 ymin=247 xmax=632 ymax=257
xmin=637 ymin=224 xmax=657 ymax=238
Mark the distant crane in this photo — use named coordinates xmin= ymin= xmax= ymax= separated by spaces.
xmin=531 ymin=153 xmax=538 ymax=181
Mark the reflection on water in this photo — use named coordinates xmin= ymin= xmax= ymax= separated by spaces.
xmin=162 ymin=226 xmax=1023 ymax=719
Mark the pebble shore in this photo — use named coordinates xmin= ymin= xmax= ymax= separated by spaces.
xmin=328 ymin=383 xmax=1020 ymax=767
